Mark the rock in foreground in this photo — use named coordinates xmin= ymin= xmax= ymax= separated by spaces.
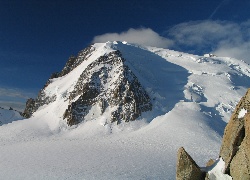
xmin=176 ymin=147 xmax=205 ymax=180
xmin=176 ymin=89 xmax=250 ymax=179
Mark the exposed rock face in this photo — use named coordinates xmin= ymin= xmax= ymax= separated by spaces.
xmin=58 ymin=46 xmax=94 ymax=77
xmin=23 ymin=45 xmax=96 ymax=118
xmin=176 ymin=147 xmax=205 ymax=180
xmin=220 ymin=88 xmax=250 ymax=173
xmin=229 ymin=113 xmax=250 ymax=179
xmin=23 ymin=89 xmax=57 ymax=118
xmin=23 ymin=45 xmax=152 ymax=126
xmin=43 ymin=45 xmax=95 ymax=88
xmin=22 ymin=98 xmax=35 ymax=118
xmin=176 ymin=88 xmax=250 ymax=179
xmin=63 ymin=50 xmax=152 ymax=126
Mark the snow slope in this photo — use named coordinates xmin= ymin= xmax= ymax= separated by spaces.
xmin=1 ymin=41 xmax=250 ymax=179
xmin=0 ymin=107 xmax=23 ymax=126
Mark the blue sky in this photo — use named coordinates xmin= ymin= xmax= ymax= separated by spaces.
xmin=0 ymin=0 xmax=250 ymax=111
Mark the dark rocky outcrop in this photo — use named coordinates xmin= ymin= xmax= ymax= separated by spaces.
xmin=43 ymin=45 xmax=95 ymax=89
xmin=23 ymin=46 xmax=152 ymax=126
xmin=22 ymin=89 xmax=57 ymax=118
xmin=176 ymin=88 xmax=250 ymax=179
xmin=58 ymin=45 xmax=94 ymax=77
xmin=63 ymin=50 xmax=152 ymax=126
xmin=22 ymin=98 xmax=35 ymax=118
xmin=23 ymin=45 xmax=96 ymax=118
xmin=176 ymin=147 xmax=205 ymax=180
xmin=229 ymin=113 xmax=250 ymax=179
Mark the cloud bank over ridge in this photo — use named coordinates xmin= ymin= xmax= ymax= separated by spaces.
xmin=167 ymin=20 xmax=250 ymax=63
xmin=92 ymin=28 xmax=173 ymax=48
xmin=92 ymin=19 xmax=250 ymax=64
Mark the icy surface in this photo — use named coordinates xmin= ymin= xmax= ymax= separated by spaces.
xmin=205 ymin=158 xmax=232 ymax=180
xmin=1 ymin=42 xmax=250 ymax=179
xmin=238 ymin=108 xmax=247 ymax=118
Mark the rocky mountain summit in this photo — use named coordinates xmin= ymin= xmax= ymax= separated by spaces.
xmin=176 ymin=88 xmax=250 ymax=179
xmin=23 ymin=43 xmax=152 ymax=126
xmin=22 ymin=41 xmax=250 ymax=131
xmin=63 ymin=50 xmax=152 ymax=126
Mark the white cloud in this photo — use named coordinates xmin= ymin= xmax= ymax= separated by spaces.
xmin=0 ymin=101 xmax=26 ymax=112
xmin=91 ymin=20 xmax=250 ymax=63
xmin=0 ymin=87 xmax=36 ymax=111
xmin=168 ymin=20 xmax=241 ymax=47
xmin=213 ymin=41 xmax=250 ymax=62
xmin=0 ymin=87 xmax=32 ymax=99
xmin=92 ymin=28 xmax=173 ymax=48
xmin=166 ymin=20 xmax=250 ymax=63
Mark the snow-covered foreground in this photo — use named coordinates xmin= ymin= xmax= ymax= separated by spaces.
xmin=1 ymin=42 xmax=250 ymax=179
xmin=0 ymin=103 xmax=221 ymax=179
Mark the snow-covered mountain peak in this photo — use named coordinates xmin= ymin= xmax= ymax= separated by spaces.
xmin=23 ymin=42 xmax=157 ymax=129
xmin=63 ymin=50 xmax=152 ymax=126
xmin=2 ymin=41 xmax=250 ymax=179
xmin=21 ymin=41 xmax=250 ymax=133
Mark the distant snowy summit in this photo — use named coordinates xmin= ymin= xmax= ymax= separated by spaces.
xmin=0 ymin=107 xmax=23 ymax=126
xmin=23 ymin=41 xmax=250 ymax=129
xmin=204 ymin=53 xmax=217 ymax=58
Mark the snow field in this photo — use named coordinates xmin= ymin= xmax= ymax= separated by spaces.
xmin=1 ymin=41 xmax=250 ymax=179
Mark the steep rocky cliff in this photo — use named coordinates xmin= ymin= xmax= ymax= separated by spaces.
xmin=22 ymin=98 xmax=35 ymax=118
xmin=23 ymin=45 xmax=96 ymax=119
xmin=63 ymin=50 xmax=152 ymax=125
xmin=176 ymin=89 xmax=250 ymax=179
xmin=219 ymin=89 xmax=250 ymax=179
xmin=23 ymin=44 xmax=152 ymax=126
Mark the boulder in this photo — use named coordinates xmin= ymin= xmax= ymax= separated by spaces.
xmin=176 ymin=147 xmax=205 ymax=180
xmin=206 ymin=159 xmax=215 ymax=167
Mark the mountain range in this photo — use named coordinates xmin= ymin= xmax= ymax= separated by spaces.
xmin=1 ymin=41 xmax=250 ymax=179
